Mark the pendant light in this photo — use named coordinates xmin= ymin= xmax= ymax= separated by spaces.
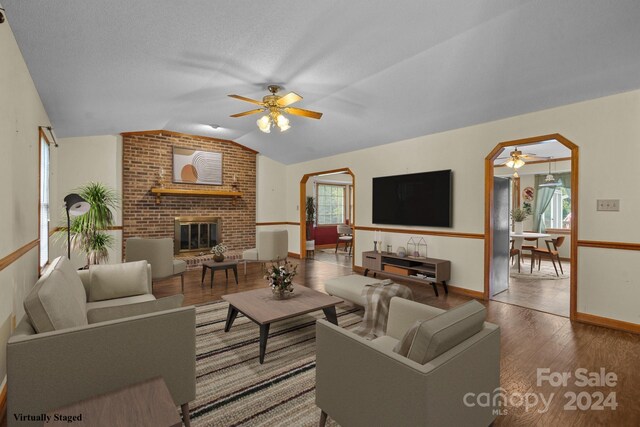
xmin=539 ymin=157 xmax=561 ymax=187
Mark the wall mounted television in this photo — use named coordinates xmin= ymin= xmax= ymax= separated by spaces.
xmin=372 ymin=170 xmax=452 ymax=227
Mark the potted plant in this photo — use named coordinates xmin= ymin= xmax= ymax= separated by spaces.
xmin=59 ymin=182 xmax=119 ymax=266
xmin=305 ymin=196 xmax=316 ymax=253
xmin=511 ymin=207 xmax=528 ymax=234
xmin=264 ymin=261 xmax=298 ymax=299
xmin=210 ymin=243 xmax=228 ymax=262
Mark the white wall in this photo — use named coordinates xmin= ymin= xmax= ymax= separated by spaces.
xmin=50 ymin=135 xmax=123 ymax=268
xmin=255 ymin=155 xmax=287 ymax=223
xmin=273 ymin=89 xmax=640 ymax=324
xmin=0 ymin=18 xmax=51 ymax=385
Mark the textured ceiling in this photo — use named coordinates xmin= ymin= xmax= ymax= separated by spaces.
xmin=4 ymin=1 xmax=640 ymax=164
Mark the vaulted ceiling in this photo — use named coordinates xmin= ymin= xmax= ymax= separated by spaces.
xmin=4 ymin=0 xmax=640 ymax=163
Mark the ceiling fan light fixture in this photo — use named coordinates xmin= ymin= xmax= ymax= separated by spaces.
xmin=276 ymin=113 xmax=290 ymax=132
xmin=257 ymin=115 xmax=271 ymax=133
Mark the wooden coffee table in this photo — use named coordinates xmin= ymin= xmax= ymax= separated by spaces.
xmin=222 ymin=286 xmax=343 ymax=364
xmin=201 ymin=260 xmax=238 ymax=288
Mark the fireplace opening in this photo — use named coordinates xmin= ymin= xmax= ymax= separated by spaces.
xmin=174 ymin=216 xmax=221 ymax=254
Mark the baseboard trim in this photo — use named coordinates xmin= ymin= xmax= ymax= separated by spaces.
xmin=288 ymin=252 xmax=301 ymax=259
xmin=0 ymin=382 xmax=7 ymax=425
xmin=314 ymin=243 xmax=339 ymax=250
xmin=447 ymin=285 xmax=485 ymax=299
xmin=575 ymin=312 xmax=640 ymax=334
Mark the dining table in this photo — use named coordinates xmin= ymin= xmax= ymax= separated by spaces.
xmin=510 ymin=232 xmax=550 ymax=269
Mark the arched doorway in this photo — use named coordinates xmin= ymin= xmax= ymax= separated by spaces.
xmin=484 ymin=134 xmax=578 ymax=320
xmin=300 ymin=168 xmax=355 ymax=269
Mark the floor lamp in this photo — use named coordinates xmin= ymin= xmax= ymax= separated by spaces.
xmin=64 ymin=193 xmax=91 ymax=259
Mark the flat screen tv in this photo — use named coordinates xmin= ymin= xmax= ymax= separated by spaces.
xmin=372 ymin=170 xmax=452 ymax=227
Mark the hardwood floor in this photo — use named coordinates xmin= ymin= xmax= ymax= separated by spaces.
xmin=3 ymin=259 xmax=636 ymax=427
xmin=492 ymin=258 xmax=571 ymax=317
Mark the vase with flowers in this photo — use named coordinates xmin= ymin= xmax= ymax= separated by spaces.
xmin=264 ymin=261 xmax=298 ymax=299
xmin=210 ymin=243 xmax=228 ymax=262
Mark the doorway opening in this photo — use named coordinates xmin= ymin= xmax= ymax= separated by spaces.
xmin=484 ymin=134 xmax=578 ymax=319
xmin=300 ymin=168 xmax=355 ymax=269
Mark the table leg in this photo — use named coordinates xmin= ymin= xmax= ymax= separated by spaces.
xmin=225 ymin=269 xmax=229 ymax=282
xmin=442 ymin=280 xmax=449 ymax=295
xmin=259 ymin=323 xmax=270 ymax=364
xmin=431 ymin=281 xmax=439 ymax=297
xmin=232 ymin=265 xmax=238 ymax=284
xmin=224 ymin=306 xmax=239 ymax=332
xmin=323 ymin=306 xmax=338 ymax=325
xmin=210 ymin=269 xmax=214 ymax=289
xmin=201 ymin=265 xmax=207 ymax=286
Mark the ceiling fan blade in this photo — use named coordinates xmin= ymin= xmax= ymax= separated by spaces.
xmin=277 ymin=92 xmax=303 ymax=107
xmin=230 ymin=108 xmax=264 ymax=118
xmin=228 ymin=94 xmax=264 ymax=106
xmin=284 ymin=107 xmax=323 ymax=119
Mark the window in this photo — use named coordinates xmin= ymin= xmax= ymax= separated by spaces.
xmin=541 ymin=187 xmax=571 ymax=229
xmin=39 ymin=132 xmax=50 ymax=268
xmin=316 ymin=184 xmax=345 ymax=225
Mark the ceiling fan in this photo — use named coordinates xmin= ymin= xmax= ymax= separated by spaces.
xmin=496 ymin=147 xmax=548 ymax=169
xmin=228 ymin=85 xmax=323 ymax=133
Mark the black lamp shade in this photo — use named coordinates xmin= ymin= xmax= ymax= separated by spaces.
xmin=64 ymin=193 xmax=90 ymax=216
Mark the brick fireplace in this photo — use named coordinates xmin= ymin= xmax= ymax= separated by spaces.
xmin=122 ymin=130 xmax=257 ymax=261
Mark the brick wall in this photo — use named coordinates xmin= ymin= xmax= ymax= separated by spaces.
xmin=122 ymin=131 xmax=257 ymax=259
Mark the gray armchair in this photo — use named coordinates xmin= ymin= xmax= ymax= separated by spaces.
xmin=242 ymin=229 xmax=288 ymax=275
xmin=316 ymin=297 xmax=500 ymax=427
xmin=125 ymin=237 xmax=187 ymax=291
xmin=7 ymin=257 xmax=196 ymax=426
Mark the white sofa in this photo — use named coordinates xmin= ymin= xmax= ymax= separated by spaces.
xmin=316 ymin=297 xmax=500 ymax=427
xmin=7 ymin=256 xmax=196 ymax=426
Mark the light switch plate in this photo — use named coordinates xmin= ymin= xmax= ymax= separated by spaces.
xmin=597 ymin=199 xmax=620 ymax=211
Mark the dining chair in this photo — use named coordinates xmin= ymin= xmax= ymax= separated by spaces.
xmin=335 ymin=224 xmax=353 ymax=255
xmin=522 ymin=232 xmax=539 ymax=267
xmin=531 ymin=236 xmax=565 ymax=276
xmin=510 ymin=239 xmax=521 ymax=273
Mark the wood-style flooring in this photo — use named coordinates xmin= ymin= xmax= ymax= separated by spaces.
xmin=492 ymin=258 xmax=571 ymax=317
xmin=3 ymin=259 xmax=637 ymax=427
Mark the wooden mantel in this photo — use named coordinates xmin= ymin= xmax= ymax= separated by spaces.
xmin=150 ymin=187 xmax=242 ymax=204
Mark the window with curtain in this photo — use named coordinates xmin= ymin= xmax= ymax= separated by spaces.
xmin=316 ymin=184 xmax=345 ymax=225
xmin=39 ymin=134 xmax=50 ymax=268
xmin=533 ymin=172 xmax=571 ymax=232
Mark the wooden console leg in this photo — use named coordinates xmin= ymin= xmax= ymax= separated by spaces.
xmin=442 ymin=280 xmax=449 ymax=295
xmin=181 ymin=403 xmax=191 ymax=427
xmin=319 ymin=410 xmax=328 ymax=427
xmin=431 ymin=281 xmax=439 ymax=297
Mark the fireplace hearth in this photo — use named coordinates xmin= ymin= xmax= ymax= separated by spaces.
xmin=174 ymin=216 xmax=221 ymax=254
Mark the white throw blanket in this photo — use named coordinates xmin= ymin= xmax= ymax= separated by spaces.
xmin=353 ymin=280 xmax=413 ymax=340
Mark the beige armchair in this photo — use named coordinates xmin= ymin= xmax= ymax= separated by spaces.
xmin=7 ymin=257 xmax=196 ymax=426
xmin=242 ymin=229 xmax=288 ymax=275
xmin=125 ymin=237 xmax=187 ymax=291
xmin=316 ymin=297 xmax=500 ymax=427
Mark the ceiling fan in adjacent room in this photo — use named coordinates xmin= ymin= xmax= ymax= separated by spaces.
xmin=496 ymin=147 xmax=547 ymax=177
xmin=228 ymin=85 xmax=323 ymax=133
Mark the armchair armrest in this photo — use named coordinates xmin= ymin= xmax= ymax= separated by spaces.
xmin=316 ymin=319 xmax=500 ymax=427
xmin=7 ymin=306 xmax=195 ymax=423
xmin=385 ymin=297 xmax=444 ymax=340
xmin=77 ymin=263 xmax=153 ymax=298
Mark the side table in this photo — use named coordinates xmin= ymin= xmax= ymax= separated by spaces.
xmin=201 ymin=260 xmax=239 ymax=288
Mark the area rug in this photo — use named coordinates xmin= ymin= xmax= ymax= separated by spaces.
xmin=191 ymin=300 xmax=363 ymax=426
xmin=509 ymin=260 xmax=569 ymax=280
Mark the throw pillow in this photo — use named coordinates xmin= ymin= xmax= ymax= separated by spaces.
xmin=392 ymin=319 xmax=423 ymax=356
xmin=89 ymin=261 xmax=149 ymax=302
xmin=406 ymin=300 xmax=486 ymax=364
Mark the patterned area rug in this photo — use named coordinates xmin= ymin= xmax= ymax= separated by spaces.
xmin=509 ymin=260 xmax=569 ymax=280
xmin=191 ymin=300 xmax=363 ymax=426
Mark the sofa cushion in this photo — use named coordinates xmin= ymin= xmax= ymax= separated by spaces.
xmin=88 ymin=261 xmax=149 ymax=302
xmin=87 ymin=295 xmax=183 ymax=324
xmin=242 ymin=248 xmax=258 ymax=261
xmin=324 ymin=274 xmax=384 ymax=306
xmin=370 ymin=335 xmax=400 ymax=353
xmin=173 ymin=259 xmax=187 ymax=275
xmin=406 ymin=300 xmax=486 ymax=364
xmin=23 ymin=257 xmax=88 ymax=333
xmin=85 ymin=294 xmax=156 ymax=311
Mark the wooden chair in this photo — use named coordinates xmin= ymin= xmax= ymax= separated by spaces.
xmin=335 ymin=224 xmax=353 ymax=255
xmin=510 ymin=239 xmax=521 ymax=273
xmin=531 ymin=236 xmax=565 ymax=276
xmin=522 ymin=232 xmax=539 ymax=266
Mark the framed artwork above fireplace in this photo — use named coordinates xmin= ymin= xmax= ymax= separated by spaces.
xmin=173 ymin=146 xmax=223 ymax=185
